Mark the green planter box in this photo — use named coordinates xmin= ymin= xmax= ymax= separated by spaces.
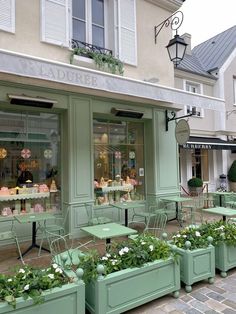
xmin=85 ymin=257 xmax=180 ymax=314
xmin=175 ymin=243 xmax=215 ymax=292
xmin=215 ymin=242 xmax=236 ymax=277
xmin=0 ymin=281 xmax=85 ymax=314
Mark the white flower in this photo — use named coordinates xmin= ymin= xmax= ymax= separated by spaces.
xmin=119 ymin=249 xmax=124 ymax=256
xmin=22 ymin=276 xmax=26 ymax=280
xmin=149 ymin=245 xmax=154 ymax=252
xmin=18 ymin=268 xmax=25 ymax=274
xmin=106 ymin=253 xmax=111 ymax=258
xmin=7 ymin=279 xmax=12 ymax=282
xmin=55 ymin=267 xmax=63 ymax=274
xmin=176 ymin=234 xmax=181 ymax=238
xmin=195 ymin=231 xmax=201 ymax=237
xmin=48 ymin=274 xmax=55 ymax=279
xmin=123 ymin=247 xmax=129 ymax=253
xmin=52 ymin=263 xmax=58 ymax=269
xmin=24 ymin=284 xmax=30 ymax=291
xmin=182 ymin=235 xmax=187 ymax=238
xmin=101 ymin=256 xmax=108 ymax=261
xmin=141 ymin=241 xmax=146 ymax=245
xmin=172 ymin=235 xmax=176 ymax=238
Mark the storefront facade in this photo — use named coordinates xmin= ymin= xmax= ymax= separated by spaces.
xmin=0 ymin=49 xmax=224 ymax=239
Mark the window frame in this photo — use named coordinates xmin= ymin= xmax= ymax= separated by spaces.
xmin=184 ymin=80 xmax=204 ymax=118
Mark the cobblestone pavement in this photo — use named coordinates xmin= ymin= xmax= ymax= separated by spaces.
xmin=126 ymin=269 xmax=236 ymax=314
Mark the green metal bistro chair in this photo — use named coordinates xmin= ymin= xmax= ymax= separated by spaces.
xmin=131 ymin=204 xmax=166 ymax=227
xmin=85 ymin=203 xmax=113 ymax=225
xmin=49 ymin=232 xmax=91 ymax=267
xmin=129 ymin=212 xmax=167 ymax=239
xmin=38 ymin=208 xmax=69 ymax=256
xmin=0 ymin=221 xmax=24 ymax=264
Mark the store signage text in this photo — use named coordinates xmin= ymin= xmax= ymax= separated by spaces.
xmin=182 ymin=144 xmax=212 ymax=149
xmin=18 ymin=59 xmax=98 ymax=88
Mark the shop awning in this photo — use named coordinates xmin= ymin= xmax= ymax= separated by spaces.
xmin=181 ymin=136 xmax=236 ymax=150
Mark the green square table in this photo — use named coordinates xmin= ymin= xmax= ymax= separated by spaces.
xmin=112 ymin=202 xmax=146 ymax=226
xmin=202 ymin=206 xmax=236 ymax=221
xmin=81 ymin=222 xmax=137 ymax=244
xmin=14 ymin=212 xmax=55 ymax=257
xmin=161 ymin=196 xmax=193 ymax=226
xmin=211 ymin=192 xmax=234 ymax=207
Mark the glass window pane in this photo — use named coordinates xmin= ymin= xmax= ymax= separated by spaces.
xmin=93 ymin=119 xmax=145 ymax=205
xmin=0 ymin=111 xmax=61 ymax=213
xmin=92 ymin=25 xmax=104 ymax=47
xmin=72 ymin=0 xmax=85 ymax=20
xmin=92 ymin=0 xmax=104 ymax=26
xmin=73 ymin=19 xmax=86 ymax=42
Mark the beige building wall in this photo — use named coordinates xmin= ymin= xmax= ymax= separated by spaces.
xmin=0 ymin=0 xmax=181 ymax=87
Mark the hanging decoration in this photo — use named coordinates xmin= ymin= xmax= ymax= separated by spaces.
xmin=44 ymin=149 xmax=53 ymax=159
xmin=129 ymin=151 xmax=135 ymax=159
xmin=0 ymin=148 xmax=7 ymax=159
xmin=99 ymin=151 xmax=106 ymax=159
xmin=115 ymin=151 xmax=121 ymax=159
xmin=21 ymin=148 xmax=31 ymax=159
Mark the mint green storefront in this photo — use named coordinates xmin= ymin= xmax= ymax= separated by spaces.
xmin=0 ymin=50 xmax=222 ymax=241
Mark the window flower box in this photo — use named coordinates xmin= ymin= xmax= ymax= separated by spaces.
xmin=171 ymin=227 xmax=215 ymax=292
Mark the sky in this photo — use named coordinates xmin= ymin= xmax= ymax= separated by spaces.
xmin=178 ymin=0 xmax=236 ymax=48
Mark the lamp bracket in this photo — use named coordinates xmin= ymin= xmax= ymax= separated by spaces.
xmin=165 ymin=107 xmax=196 ymax=131
xmin=154 ymin=11 xmax=184 ymax=44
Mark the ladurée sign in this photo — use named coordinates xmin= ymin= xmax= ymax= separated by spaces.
xmin=18 ymin=59 xmax=98 ymax=87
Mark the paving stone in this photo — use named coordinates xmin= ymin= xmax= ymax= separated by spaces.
xmin=204 ymin=310 xmax=221 ymax=314
xmin=208 ymin=285 xmax=226 ymax=294
xmin=190 ymin=291 xmax=209 ymax=302
xmin=180 ymin=294 xmax=193 ymax=303
xmin=197 ymin=286 xmax=212 ymax=294
xmin=189 ymin=299 xmax=212 ymax=312
xmin=168 ymin=300 xmax=191 ymax=312
xmin=223 ymin=300 xmax=236 ymax=310
xmin=222 ymin=309 xmax=236 ymax=314
xmin=184 ymin=309 xmax=202 ymax=314
xmin=222 ymin=293 xmax=236 ymax=303
xmin=205 ymin=299 xmax=228 ymax=312
xmin=221 ymin=284 xmax=236 ymax=292
xmin=207 ymin=291 xmax=225 ymax=302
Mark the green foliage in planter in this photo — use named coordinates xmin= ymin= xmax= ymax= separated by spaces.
xmin=70 ymin=47 xmax=124 ymax=75
xmin=0 ymin=264 xmax=69 ymax=309
xmin=200 ymin=221 xmax=236 ymax=246
xmin=187 ymin=177 xmax=203 ymax=187
xmin=228 ymin=160 xmax=236 ymax=182
xmin=78 ymin=234 xmax=175 ymax=283
xmin=172 ymin=226 xmax=210 ymax=250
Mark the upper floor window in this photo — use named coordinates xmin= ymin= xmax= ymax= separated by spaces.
xmin=72 ymin=0 xmax=105 ymax=48
xmin=41 ymin=0 xmax=137 ymax=66
xmin=0 ymin=0 xmax=15 ymax=33
xmin=184 ymin=80 xmax=204 ymax=117
xmin=233 ymin=77 xmax=236 ymax=105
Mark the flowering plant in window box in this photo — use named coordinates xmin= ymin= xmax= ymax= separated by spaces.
xmin=171 ymin=226 xmax=215 ymax=292
xmin=199 ymin=220 xmax=236 ymax=277
xmin=0 ymin=264 xmax=85 ymax=313
xmin=73 ymin=234 xmax=180 ymax=314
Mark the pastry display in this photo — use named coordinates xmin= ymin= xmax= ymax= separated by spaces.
xmin=50 ymin=180 xmax=58 ymax=192
xmin=0 ymin=187 xmax=10 ymax=195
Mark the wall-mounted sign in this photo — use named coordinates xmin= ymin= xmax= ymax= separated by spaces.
xmin=175 ymin=119 xmax=190 ymax=145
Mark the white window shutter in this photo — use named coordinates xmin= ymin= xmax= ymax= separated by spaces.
xmin=117 ymin=0 xmax=137 ymax=66
xmin=41 ymin=0 xmax=70 ymax=47
xmin=0 ymin=0 xmax=15 ymax=33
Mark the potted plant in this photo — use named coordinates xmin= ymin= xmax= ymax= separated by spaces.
xmin=187 ymin=177 xmax=203 ymax=196
xmin=0 ymin=264 xmax=85 ymax=314
xmin=65 ymin=234 xmax=180 ymax=314
xmin=228 ymin=160 xmax=236 ymax=192
xmin=70 ymin=47 xmax=124 ymax=75
xmin=171 ymin=226 xmax=215 ymax=292
xmin=200 ymin=220 xmax=236 ymax=277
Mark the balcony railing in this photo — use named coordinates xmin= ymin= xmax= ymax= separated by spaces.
xmin=71 ymin=39 xmax=113 ymax=56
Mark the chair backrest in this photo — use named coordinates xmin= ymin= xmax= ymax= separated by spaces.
xmin=50 ymin=233 xmax=75 ymax=266
xmin=144 ymin=212 xmax=167 ymax=238
xmin=0 ymin=231 xmax=15 ymax=241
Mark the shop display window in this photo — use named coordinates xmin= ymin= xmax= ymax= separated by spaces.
xmin=0 ymin=110 xmax=61 ymax=215
xmin=93 ymin=118 xmax=145 ymax=205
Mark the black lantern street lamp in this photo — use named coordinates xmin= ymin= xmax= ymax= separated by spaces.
xmin=154 ymin=11 xmax=187 ymax=67
xmin=166 ymin=34 xmax=187 ymax=67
